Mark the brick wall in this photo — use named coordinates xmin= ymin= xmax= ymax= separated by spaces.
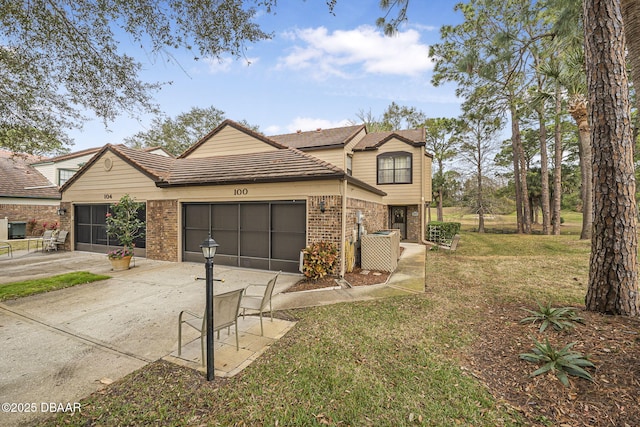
xmin=346 ymin=198 xmax=387 ymax=241
xmin=406 ymin=205 xmax=420 ymax=242
xmin=146 ymin=199 xmax=179 ymax=261
xmin=0 ymin=203 xmax=59 ymax=236
xmin=307 ymin=195 xmax=343 ymax=251
xmin=58 ymin=202 xmax=72 ymax=250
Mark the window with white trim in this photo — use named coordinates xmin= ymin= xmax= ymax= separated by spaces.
xmin=377 ymin=152 xmax=412 ymax=184
xmin=58 ymin=169 xmax=75 ymax=186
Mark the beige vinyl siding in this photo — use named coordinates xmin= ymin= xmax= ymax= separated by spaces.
xmin=346 ymin=182 xmax=385 ymax=204
xmin=184 ymin=126 xmax=278 ymax=159
xmin=345 ymin=127 xmax=367 ymax=152
xmin=306 ymin=147 xmax=347 ymax=170
xmin=61 ymin=153 xmax=164 ymax=202
xmin=168 ymin=180 xmax=344 ymax=202
xmin=352 ymin=138 xmax=425 ymax=205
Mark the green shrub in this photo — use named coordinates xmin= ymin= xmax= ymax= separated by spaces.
xmin=520 ymin=338 xmax=594 ymax=386
xmin=520 ymin=301 xmax=584 ymax=332
xmin=302 ymin=241 xmax=338 ymax=280
xmin=427 ymin=221 xmax=461 ymax=244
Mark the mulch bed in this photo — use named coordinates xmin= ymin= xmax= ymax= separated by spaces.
xmin=284 ymin=267 xmax=390 ymax=292
xmin=464 ymin=303 xmax=640 ymax=426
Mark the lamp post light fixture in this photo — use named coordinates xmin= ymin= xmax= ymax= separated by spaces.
xmin=200 ymin=234 xmax=219 ymax=381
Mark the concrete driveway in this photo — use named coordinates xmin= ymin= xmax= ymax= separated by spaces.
xmin=0 ymin=251 xmax=299 ymax=426
xmin=0 ymin=243 xmax=425 ymax=426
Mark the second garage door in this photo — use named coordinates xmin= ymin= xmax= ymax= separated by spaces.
xmin=183 ymin=201 xmax=306 ymax=273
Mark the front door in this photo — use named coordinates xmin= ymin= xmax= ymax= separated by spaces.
xmin=390 ymin=206 xmax=407 ymax=240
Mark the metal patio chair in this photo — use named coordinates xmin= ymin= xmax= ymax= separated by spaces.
xmin=240 ymin=271 xmax=280 ymax=336
xmin=178 ymin=287 xmax=244 ymax=367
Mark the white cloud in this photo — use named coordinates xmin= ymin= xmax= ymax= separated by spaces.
xmin=263 ymin=117 xmax=354 ymax=136
xmin=284 ymin=117 xmax=352 ymax=133
xmin=277 ymin=25 xmax=433 ymax=79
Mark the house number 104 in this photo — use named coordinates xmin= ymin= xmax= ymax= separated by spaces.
xmin=234 ymin=188 xmax=248 ymax=196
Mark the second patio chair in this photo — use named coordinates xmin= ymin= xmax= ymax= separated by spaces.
xmin=178 ymin=287 xmax=244 ymax=367
xmin=240 ymin=271 xmax=280 ymax=336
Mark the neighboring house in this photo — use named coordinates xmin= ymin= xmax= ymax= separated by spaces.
xmin=0 ymin=150 xmax=61 ymax=238
xmin=59 ymin=120 xmax=432 ymax=274
xmin=31 ymin=147 xmax=102 ymax=187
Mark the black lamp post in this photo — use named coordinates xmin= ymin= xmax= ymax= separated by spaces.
xmin=200 ymin=234 xmax=219 ymax=381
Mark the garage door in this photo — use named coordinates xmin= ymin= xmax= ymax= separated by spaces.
xmin=183 ymin=201 xmax=306 ymax=273
xmin=74 ymin=204 xmax=146 ymax=255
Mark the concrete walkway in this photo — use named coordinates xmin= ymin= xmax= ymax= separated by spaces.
xmin=0 ymin=243 xmax=425 ymax=426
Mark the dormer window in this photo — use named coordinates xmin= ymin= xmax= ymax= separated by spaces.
xmin=377 ymin=152 xmax=412 ymax=184
xmin=58 ymin=169 xmax=75 ymax=186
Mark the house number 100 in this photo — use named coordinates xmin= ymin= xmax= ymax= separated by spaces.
xmin=234 ymin=188 xmax=248 ymax=196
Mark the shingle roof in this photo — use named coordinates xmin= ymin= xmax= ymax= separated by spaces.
xmin=31 ymin=147 xmax=101 ymax=164
xmin=353 ymin=129 xmax=426 ymax=151
xmin=0 ymin=151 xmax=60 ymax=199
xmin=161 ymin=148 xmax=345 ymax=187
xmin=110 ymin=144 xmax=174 ymax=180
xmin=270 ymin=125 xmax=365 ymax=150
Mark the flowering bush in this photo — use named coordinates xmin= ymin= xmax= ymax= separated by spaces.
xmin=105 ymin=194 xmax=145 ymax=259
xmin=302 ymin=241 xmax=338 ymax=280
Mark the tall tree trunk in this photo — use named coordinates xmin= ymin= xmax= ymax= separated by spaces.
xmin=510 ymin=102 xmax=529 ymax=233
xmin=552 ymin=81 xmax=563 ymax=235
xmin=537 ymin=109 xmax=551 ymax=235
xmin=510 ymin=103 xmax=531 ymax=234
xmin=584 ymin=0 xmax=639 ymax=316
xmin=569 ymin=95 xmax=593 ymax=240
xmin=477 ymin=145 xmax=485 ymax=233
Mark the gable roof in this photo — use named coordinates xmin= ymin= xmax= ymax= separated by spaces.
xmin=61 ymin=143 xmax=385 ymax=195
xmin=353 ymin=129 xmax=426 ymax=151
xmin=270 ymin=124 xmax=365 ymax=151
xmin=59 ymin=144 xmax=174 ymax=192
xmin=178 ymin=119 xmax=287 ymax=159
xmin=0 ymin=151 xmax=60 ymax=199
xmin=162 ymin=148 xmax=344 ymax=187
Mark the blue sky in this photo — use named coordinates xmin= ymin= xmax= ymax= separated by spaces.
xmin=69 ymin=1 xmax=464 ymax=151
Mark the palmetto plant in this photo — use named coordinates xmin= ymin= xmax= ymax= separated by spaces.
xmin=520 ymin=338 xmax=594 ymax=387
xmin=520 ymin=301 xmax=584 ymax=332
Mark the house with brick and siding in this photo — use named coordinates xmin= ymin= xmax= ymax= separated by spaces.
xmin=59 ymin=120 xmax=433 ymax=275
xmin=0 ymin=150 xmax=61 ymax=239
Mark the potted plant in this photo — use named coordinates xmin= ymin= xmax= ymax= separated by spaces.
xmin=105 ymin=194 xmax=145 ymax=270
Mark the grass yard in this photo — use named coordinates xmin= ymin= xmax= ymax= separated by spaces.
xmin=42 ymin=212 xmax=640 ymax=426
xmin=0 ymin=272 xmax=110 ymax=301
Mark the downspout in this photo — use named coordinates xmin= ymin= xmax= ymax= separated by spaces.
xmin=340 ymin=178 xmax=347 ymax=278
xmin=420 ymin=152 xmax=429 ymax=245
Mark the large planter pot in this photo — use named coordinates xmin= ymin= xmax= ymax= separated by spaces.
xmin=109 ymin=255 xmax=133 ymax=271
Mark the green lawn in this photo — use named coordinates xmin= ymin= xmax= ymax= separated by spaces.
xmin=42 ymin=227 xmax=595 ymax=426
xmin=440 ymin=207 xmax=584 ymax=235
xmin=0 ymin=272 xmax=110 ymax=301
